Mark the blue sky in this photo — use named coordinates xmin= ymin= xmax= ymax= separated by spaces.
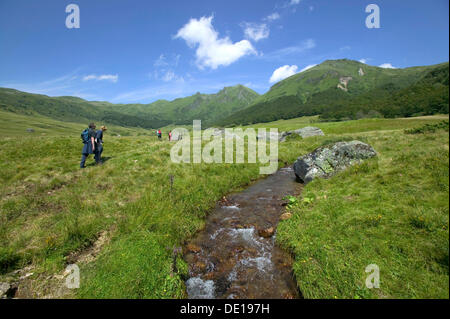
xmin=0 ymin=0 xmax=448 ymax=103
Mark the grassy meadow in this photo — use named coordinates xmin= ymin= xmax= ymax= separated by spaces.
xmin=277 ymin=119 xmax=449 ymax=298
xmin=0 ymin=112 xmax=448 ymax=298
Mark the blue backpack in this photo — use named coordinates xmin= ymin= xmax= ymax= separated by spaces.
xmin=81 ymin=128 xmax=90 ymax=144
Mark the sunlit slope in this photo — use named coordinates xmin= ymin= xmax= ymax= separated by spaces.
xmin=216 ymin=60 xmax=449 ymax=126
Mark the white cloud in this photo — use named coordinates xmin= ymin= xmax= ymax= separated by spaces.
xmin=265 ymin=12 xmax=281 ymax=22
xmin=261 ymin=39 xmax=316 ymax=60
xmin=243 ymin=22 xmax=270 ymax=42
xmin=280 ymin=0 xmax=301 ymax=9
xmin=154 ymin=53 xmax=181 ymax=68
xmin=151 ymin=69 xmax=184 ymax=83
xmin=152 ymin=53 xmax=184 ymax=83
xmin=359 ymin=58 xmax=368 ymax=64
xmin=175 ymin=15 xmax=256 ymax=70
xmin=161 ymin=70 xmax=175 ymax=82
xmin=83 ymin=74 xmax=118 ymax=83
xmin=162 ymin=70 xmax=184 ymax=83
xmin=269 ymin=65 xmax=299 ymax=83
xmin=299 ymin=64 xmax=317 ymax=72
xmin=379 ymin=63 xmax=396 ymax=69
xmin=309 ymin=5 xmax=314 ymax=11
xmin=154 ymin=54 xmax=168 ymax=67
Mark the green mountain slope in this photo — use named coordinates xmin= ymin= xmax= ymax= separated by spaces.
xmin=109 ymin=84 xmax=259 ymax=126
xmin=217 ymin=59 xmax=449 ymax=126
xmin=0 ymin=88 xmax=172 ymax=129
xmin=0 ymin=84 xmax=259 ymax=129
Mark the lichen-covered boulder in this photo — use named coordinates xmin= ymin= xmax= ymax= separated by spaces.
xmin=171 ymin=130 xmax=184 ymax=141
xmin=257 ymin=131 xmax=280 ymax=142
xmin=293 ymin=140 xmax=377 ymax=183
xmin=292 ymin=126 xmax=324 ymax=138
xmin=278 ymin=131 xmax=291 ymax=142
xmin=279 ymin=126 xmax=325 ymax=142
xmin=0 ymin=282 xmax=11 ymax=298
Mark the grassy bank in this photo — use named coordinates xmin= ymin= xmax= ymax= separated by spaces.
xmin=0 ymin=113 xmax=448 ymax=298
xmin=277 ymin=121 xmax=449 ymax=298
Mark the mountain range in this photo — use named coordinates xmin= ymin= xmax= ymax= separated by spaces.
xmin=0 ymin=59 xmax=448 ymax=129
xmin=216 ymin=59 xmax=449 ymax=126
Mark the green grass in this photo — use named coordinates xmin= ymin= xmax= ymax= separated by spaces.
xmin=244 ymin=114 xmax=449 ymax=134
xmin=404 ymin=120 xmax=449 ymax=134
xmin=0 ymin=116 xmax=315 ymax=297
xmin=0 ymin=112 xmax=448 ymax=298
xmin=0 ymin=110 xmax=151 ymax=137
xmin=277 ymin=127 xmax=449 ymax=298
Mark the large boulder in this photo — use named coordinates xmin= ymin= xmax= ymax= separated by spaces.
xmin=0 ymin=282 xmax=11 ymax=298
xmin=278 ymin=131 xmax=291 ymax=142
xmin=206 ymin=128 xmax=225 ymax=137
xmin=279 ymin=126 xmax=325 ymax=142
xmin=293 ymin=140 xmax=377 ymax=183
xmin=171 ymin=130 xmax=185 ymax=141
xmin=292 ymin=126 xmax=324 ymax=138
xmin=257 ymin=131 xmax=280 ymax=142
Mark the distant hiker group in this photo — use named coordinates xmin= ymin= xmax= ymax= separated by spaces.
xmin=80 ymin=123 xmax=107 ymax=168
xmin=155 ymin=129 xmax=172 ymax=141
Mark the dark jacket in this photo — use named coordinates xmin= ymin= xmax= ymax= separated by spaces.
xmin=82 ymin=128 xmax=96 ymax=154
xmin=95 ymin=130 xmax=103 ymax=145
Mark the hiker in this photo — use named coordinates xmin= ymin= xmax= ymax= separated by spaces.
xmin=94 ymin=125 xmax=107 ymax=164
xmin=168 ymin=130 xmax=172 ymax=141
xmin=158 ymin=129 xmax=162 ymax=140
xmin=80 ymin=123 xmax=97 ymax=168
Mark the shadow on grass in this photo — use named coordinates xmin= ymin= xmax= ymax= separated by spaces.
xmin=85 ymin=156 xmax=113 ymax=167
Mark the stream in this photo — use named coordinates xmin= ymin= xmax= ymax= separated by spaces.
xmin=184 ymin=166 xmax=303 ymax=299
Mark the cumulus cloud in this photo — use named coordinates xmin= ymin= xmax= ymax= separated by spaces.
xmin=175 ymin=16 xmax=256 ymax=70
xmin=379 ymin=63 xmax=396 ymax=69
xmin=299 ymin=64 xmax=317 ymax=72
xmin=290 ymin=0 xmax=301 ymax=5
xmin=82 ymin=74 xmax=118 ymax=83
xmin=243 ymin=22 xmax=270 ymax=42
xmin=359 ymin=58 xmax=368 ymax=64
xmin=269 ymin=65 xmax=299 ymax=83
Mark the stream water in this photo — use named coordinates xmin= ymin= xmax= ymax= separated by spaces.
xmin=184 ymin=166 xmax=303 ymax=299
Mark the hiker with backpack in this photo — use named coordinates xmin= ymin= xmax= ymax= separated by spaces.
xmin=80 ymin=123 xmax=97 ymax=168
xmin=94 ymin=125 xmax=107 ymax=164
xmin=168 ymin=130 xmax=172 ymax=141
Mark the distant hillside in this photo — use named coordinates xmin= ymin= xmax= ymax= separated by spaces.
xmin=108 ymin=84 xmax=259 ymax=126
xmin=0 ymin=88 xmax=172 ymax=129
xmin=0 ymin=84 xmax=259 ymax=129
xmin=216 ymin=59 xmax=449 ymax=126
